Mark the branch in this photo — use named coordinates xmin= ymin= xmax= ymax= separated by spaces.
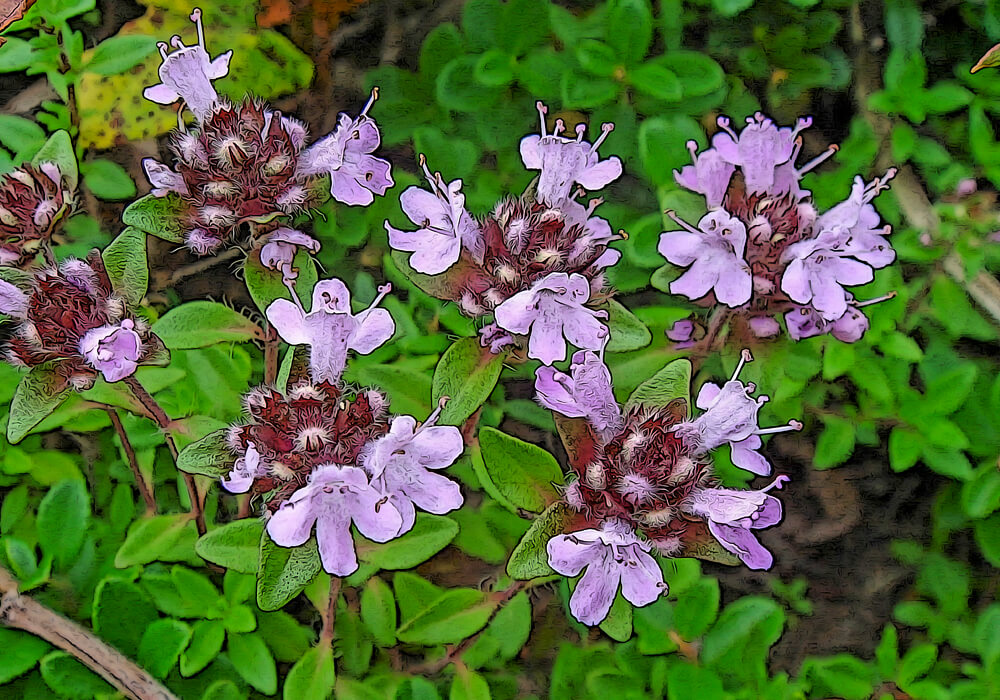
xmin=106 ymin=408 xmax=156 ymax=515
xmin=0 ymin=568 xmax=179 ymax=700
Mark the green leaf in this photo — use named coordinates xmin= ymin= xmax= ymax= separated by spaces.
xmin=889 ymin=427 xmax=922 ymax=472
xmin=244 ymin=247 xmax=318 ymax=314
xmin=122 ymin=193 xmax=186 ymax=243
xmin=360 ymin=576 xmax=397 ymax=647
xmin=196 ymin=519 xmax=264 ymax=573
xmin=603 ymin=299 xmax=652 ymax=352
xmin=8 ymin=364 xmax=70 ymax=444
xmin=39 ymin=651 xmax=114 ymax=699
xmin=803 ymin=654 xmax=874 ymax=700
xmin=667 ymin=664 xmax=724 ymax=700
xmin=701 ymin=596 xmax=784 ymax=668
xmin=228 ymin=632 xmax=277 ymax=694
xmin=31 ymin=130 xmax=77 ymax=190
xmin=626 ymin=358 xmax=691 ymax=415
xmin=152 ymin=301 xmax=262 ymax=349
xmin=180 ymin=619 xmax=226 ymax=677
xmin=560 ymin=71 xmax=618 ymax=109
xmin=257 ymin=533 xmax=322 ymax=611
xmin=137 ymin=619 xmax=192 ymax=679
xmin=284 ymin=644 xmax=336 ymax=700
xmin=478 ymin=427 xmax=563 ymax=513
xmin=507 ymin=501 xmax=571 ymax=579
xmin=879 ymin=332 xmax=922 ymax=362
xmin=711 ymin=0 xmax=754 ymax=18
xmin=961 ymin=465 xmax=1000 ymax=519
xmin=599 ymin=590 xmax=633 ymax=641
xmin=0 ymin=39 xmax=35 ymax=73
xmin=974 ymin=514 xmax=1000 ymax=567
xmin=176 ymin=429 xmax=234 ymax=478
xmin=437 ymin=56 xmax=499 ymax=112
xmin=359 ymin=513 xmax=458 ymax=570
xmin=85 ymin=35 xmax=156 ymax=75
xmin=462 ymin=591 xmax=531 ymax=669
xmin=114 ymin=513 xmax=197 ymax=568
xmin=102 ymin=226 xmax=148 ymax=307
xmin=606 ymin=0 xmax=653 ymax=64
xmin=202 ymin=680 xmax=245 ymax=700
xmin=92 ymin=578 xmax=160 ymax=656
xmin=397 ymin=588 xmax=496 ymax=645
xmin=81 ymin=158 xmax=136 ymax=200
xmin=924 ymin=364 xmax=977 ymax=415
xmin=432 ymin=338 xmax=505 ymax=426
xmin=575 ymin=40 xmax=619 ymax=77
xmin=0 ymin=628 xmax=49 ymax=684
xmin=0 ymin=115 xmax=45 ymax=155
xmin=673 ymin=578 xmax=720 ymax=640
xmin=875 ymin=624 xmax=899 ymax=677
xmin=898 ymin=643 xmax=937 ymax=688
xmin=813 ymin=416 xmax=856 ymax=469
xmin=449 ymin=668 xmax=491 ymax=700
xmin=629 ymin=62 xmax=682 ymax=101
xmin=36 ymin=479 xmax=89 ymax=568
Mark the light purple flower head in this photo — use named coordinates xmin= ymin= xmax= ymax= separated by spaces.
xmin=143 ymin=8 xmax=232 ymax=122
xmin=362 ymin=399 xmax=464 ymax=532
xmin=385 ymin=155 xmax=483 ymax=274
xmin=260 ymin=228 xmax=321 ymax=284
xmin=493 ymin=271 xmax=609 ymax=365
xmin=674 ymin=139 xmax=736 ymax=208
xmin=78 ymin=319 xmax=143 ymax=383
xmin=221 ymin=441 xmax=265 ymax=494
xmin=673 ymin=350 xmax=802 ymax=476
xmin=712 ymin=113 xmax=812 ymax=195
xmin=266 ymin=278 xmax=395 ymax=384
xmin=520 ymin=102 xmax=623 ymax=205
xmin=682 ymin=475 xmax=789 ymax=570
xmin=658 ymin=210 xmax=752 ymax=308
xmin=748 ymin=316 xmax=780 ymax=338
xmin=785 ymin=292 xmax=893 ymax=343
xmin=266 ymin=463 xmax=404 ymax=576
xmin=0 ymin=278 xmax=28 ymax=318
xmin=141 ymin=158 xmax=189 ymax=198
xmin=534 ymin=350 xmax=623 ymax=443
xmin=812 ymin=171 xmax=897 ymax=269
xmin=780 ymin=248 xmax=874 ymax=321
xmin=296 ymin=89 xmax=394 ymax=206
xmin=547 ymin=519 xmax=667 ymax=626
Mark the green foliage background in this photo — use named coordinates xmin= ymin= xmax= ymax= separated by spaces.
xmin=0 ymin=0 xmax=998 ymax=698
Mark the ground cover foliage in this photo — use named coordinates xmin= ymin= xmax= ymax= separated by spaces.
xmin=0 ymin=0 xmax=997 ymax=699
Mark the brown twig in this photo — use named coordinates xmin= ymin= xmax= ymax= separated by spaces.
xmin=0 ymin=567 xmax=179 ymax=700
xmin=124 ymin=376 xmax=207 ymax=537
xmin=264 ymin=325 xmax=280 ymax=386
xmin=320 ymin=577 xmax=342 ymax=645
xmin=106 ymin=408 xmax=156 ymax=515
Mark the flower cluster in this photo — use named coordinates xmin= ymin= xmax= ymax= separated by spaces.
xmin=660 ymin=113 xmax=896 ymax=343
xmin=0 ymin=255 xmax=160 ymax=386
xmin=0 ymin=163 xmax=74 ymax=268
xmin=221 ymin=275 xmax=464 ymax=576
xmin=536 ymin=349 xmax=798 ymax=625
xmin=386 ymin=102 xmax=624 ymax=365
xmin=142 ymin=8 xmax=392 ymax=256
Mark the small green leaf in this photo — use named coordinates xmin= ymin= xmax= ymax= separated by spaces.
xmin=396 ymin=588 xmax=495 ymax=645
xmin=359 ymin=513 xmax=458 ymax=571
xmin=432 ymin=338 xmax=505 ymax=426
xmin=92 ymin=578 xmax=159 ymax=657
xmin=0 ymin=628 xmax=49 ymax=684
xmin=81 ymin=158 xmax=136 ymax=200
xmin=603 ymin=299 xmax=652 ymax=352
xmin=137 ymin=619 xmax=192 ymax=679
xmin=283 ymin=644 xmax=336 ymax=700
xmin=257 ymin=533 xmax=322 ymax=611
xmin=813 ymin=416 xmax=856 ymax=469
xmin=507 ymin=501 xmax=571 ymax=580
xmin=360 ymin=577 xmax=397 ymax=647
xmin=667 ymin=664 xmax=724 ymax=700
xmin=228 ymin=633 xmax=277 ymax=694
xmin=244 ymin=247 xmax=318 ymax=315
xmin=478 ymin=427 xmax=563 ymax=513
xmin=629 ymin=62 xmax=682 ymax=101
xmin=180 ymin=620 xmax=226 ymax=677
xmin=114 ymin=513 xmax=196 ymax=568
xmin=7 ymin=363 xmax=70 ymax=444
xmin=85 ymin=35 xmax=156 ymax=75
xmin=102 ymin=226 xmax=148 ymax=307
xmin=0 ymin=114 xmax=45 ymax=156
xmin=673 ymin=578 xmax=720 ymax=640
xmin=889 ymin=427 xmax=922 ymax=472
xmin=626 ymin=358 xmax=691 ymax=415
xmin=122 ymin=194 xmax=186 ymax=243
xmin=598 ymin=590 xmax=633 ymax=641
xmin=36 ymin=479 xmax=89 ymax=568
xmin=975 ymin=514 xmax=1000 ymax=567
xmin=176 ymin=429 xmax=234 ymax=477
xmin=152 ymin=301 xmax=262 ymax=349
xmin=449 ymin=668 xmax=491 ymax=700
xmin=39 ymin=651 xmax=114 ymax=699
xmin=31 ymin=130 xmax=77 ymax=190
xmin=606 ymin=0 xmax=654 ymax=64
xmin=196 ymin=519 xmax=264 ymax=574
xmin=702 ymin=596 xmax=784 ymax=668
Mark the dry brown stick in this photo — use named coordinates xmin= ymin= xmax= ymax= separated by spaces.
xmin=106 ymin=408 xmax=157 ymax=515
xmin=320 ymin=577 xmax=342 ymax=645
xmin=0 ymin=567 xmax=179 ymax=700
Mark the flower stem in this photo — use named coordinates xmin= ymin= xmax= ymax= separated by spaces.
xmin=320 ymin=577 xmax=342 ymax=646
xmin=689 ymin=307 xmax=731 ymax=371
xmin=264 ymin=324 xmax=280 ymax=386
xmin=0 ymin=567 xmax=179 ymax=700
xmin=124 ymin=376 xmax=207 ymax=536
xmin=105 ymin=408 xmax=156 ymax=515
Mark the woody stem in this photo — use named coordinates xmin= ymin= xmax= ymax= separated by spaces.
xmin=106 ymin=408 xmax=156 ymax=515
xmin=264 ymin=324 xmax=280 ymax=385
xmin=123 ymin=376 xmax=207 ymax=537
xmin=320 ymin=577 xmax=342 ymax=645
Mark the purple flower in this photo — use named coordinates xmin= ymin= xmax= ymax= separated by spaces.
xmin=141 ymin=158 xmax=189 ymax=197
xmin=666 ymin=319 xmax=695 ymax=344
xmin=785 ymin=293 xmax=893 ymax=343
xmin=519 ymin=102 xmax=622 ymax=205
xmin=812 ymin=171 xmax=897 ymax=269
xmin=221 ymin=441 xmax=264 ymax=494
xmin=712 ymin=113 xmax=812 ymax=195
xmin=673 ymin=350 xmax=802 ymax=476
xmin=385 ymin=156 xmax=483 ymax=274
xmin=266 ymin=279 xmax=395 ymax=384
xmin=674 ymin=139 xmax=736 ymax=207
xmin=78 ymin=319 xmax=143 ymax=383
xmin=0 ymin=279 xmax=28 ymax=318
xmin=493 ymin=271 xmax=609 ymax=366
xmin=266 ymin=463 xmax=405 ymax=576
xmin=535 ymin=350 xmax=623 ymax=443
xmin=682 ymin=476 xmax=789 ymax=570
xmin=748 ymin=316 xmax=780 ymax=338
xmin=658 ymin=210 xmax=752 ymax=307
xmin=547 ymin=519 xmax=667 ymax=626
xmin=362 ymin=399 xmax=464 ymax=532
xmin=143 ymin=8 xmax=232 ymax=121
xmin=296 ymin=89 xmax=394 ymax=206
xmin=260 ymin=228 xmax=321 ymax=283
xmin=780 ymin=249 xmax=874 ymax=321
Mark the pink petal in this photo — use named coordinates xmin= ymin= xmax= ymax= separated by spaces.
xmin=266 ymin=299 xmax=310 ymax=345
xmin=316 ymin=509 xmax=359 ymax=576
xmin=547 ymin=532 xmax=600 ymax=577
xmin=619 ymin=547 xmax=665 ymax=607
xmin=570 ymin=554 xmax=620 ymax=626
xmin=267 ymin=498 xmax=318 ymax=548
xmin=350 ymin=308 xmax=394 ymax=354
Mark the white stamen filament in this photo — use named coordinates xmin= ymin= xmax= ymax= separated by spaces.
xmin=756 ymin=420 xmax=803 ymax=436
xmin=590 ymin=123 xmax=614 ymax=153
xmin=854 ymin=291 xmax=897 ymax=308
xmin=361 ymin=87 xmax=379 ymax=117
xmin=535 ymin=101 xmax=548 ymax=137
xmin=731 ymin=348 xmax=753 ymax=381
xmin=665 ymin=210 xmax=700 ymax=235
xmin=190 ymin=8 xmax=205 ymax=49
xmin=798 ymin=144 xmax=838 ymax=175
xmin=365 ymin=283 xmax=392 ymax=313
xmin=716 ymin=116 xmax=738 ymax=140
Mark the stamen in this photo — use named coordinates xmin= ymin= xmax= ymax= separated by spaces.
xmin=282 ymin=276 xmax=305 ymax=313
xmin=590 ymin=123 xmax=614 ymax=153
xmin=731 ymin=348 xmax=753 ymax=381
xmin=716 ymin=115 xmax=738 ymax=139
xmin=864 ymin=168 xmax=898 ymax=202
xmin=190 ymin=8 xmax=205 ymax=49
xmin=665 ymin=210 xmax=700 ymax=235
xmin=762 ymin=474 xmax=791 ymax=492
xmin=854 ymin=291 xmax=897 ymax=308
xmin=535 ymin=101 xmax=548 ymax=137
xmin=798 ymin=144 xmax=838 ymax=175
xmin=575 ymin=123 xmax=586 ymax=142
xmin=157 ymin=41 xmax=169 ymax=59
xmin=169 ymin=35 xmax=184 ymax=50
xmin=791 ymin=116 xmax=813 ymax=138
xmin=585 ymin=197 xmax=603 ymax=215
xmin=361 ymin=87 xmax=379 ymax=117
xmin=553 ymin=118 xmax=565 ymax=137
xmin=418 ymin=396 xmax=450 ymax=431
xmin=366 ymin=283 xmax=392 ymax=312
xmin=756 ymin=420 xmax=803 ymax=436
xmin=418 ymin=154 xmax=442 ymax=197
xmin=685 ymin=140 xmax=699 ymax=162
